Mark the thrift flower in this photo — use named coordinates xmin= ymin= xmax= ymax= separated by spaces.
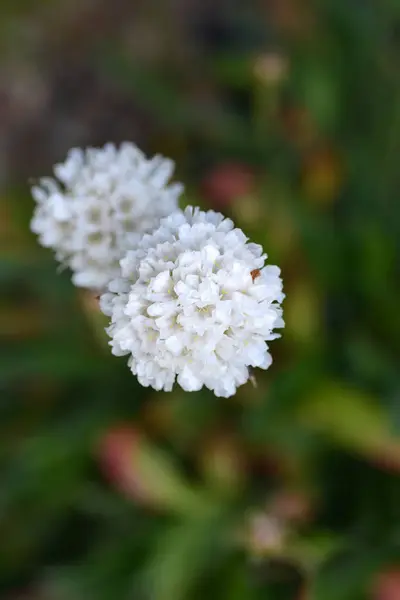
xmin=101 ymin=207 xmax=284 ymax=397
xmin=31 ymin=143 xmax=182 ymax=290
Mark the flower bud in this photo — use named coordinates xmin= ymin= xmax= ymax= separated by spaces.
xmin=202 ymin=163 xmax=255 ymax=211
xmin=373 ymin=568 xmax=400 ymax=600
xmin=98 ymin=425 xmax=205 ymax=514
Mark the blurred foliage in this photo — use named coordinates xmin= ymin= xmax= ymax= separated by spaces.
xmin=1 ymin=0 xmax=400 ymax=599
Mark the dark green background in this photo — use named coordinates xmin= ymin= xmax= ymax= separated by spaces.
xmin=1 ymin=1 xmax=399 ymax=598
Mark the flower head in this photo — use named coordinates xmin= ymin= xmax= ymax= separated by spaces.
xmin=100 ymin=207 xmax=284 ymax=397
xmin=30 ymin=143 xmax=183 ymax=290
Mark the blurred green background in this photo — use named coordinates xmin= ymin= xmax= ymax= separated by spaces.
xmin=1 ymin=1 xmax=400 ymax=598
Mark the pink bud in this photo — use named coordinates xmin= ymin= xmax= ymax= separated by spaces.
xmin=98 ymin=426 xmax=204 ymax=514
xmin=202 ymin=163 xmax=255 ymax=210
xmin=373 ymin=568 xmax=400 ymax=600
xmin=97 ymin=426 xmax=150 ymax=503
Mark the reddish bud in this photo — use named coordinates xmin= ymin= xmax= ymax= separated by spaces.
xmin=373 ymin=568 xmax=400 ymax=600
xmin=202 ymin=163 xmax=255 ymax=210
xmin=97 ymin=426 xmax=149 ymax=502
xmin=98 ymin=425 xmax=204 ymax=514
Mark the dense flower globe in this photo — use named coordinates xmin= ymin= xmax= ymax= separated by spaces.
xmin=100 ymin=207 xmax=284 ymax=397
xmin=30 ymin=143 xmax=183 ymax=290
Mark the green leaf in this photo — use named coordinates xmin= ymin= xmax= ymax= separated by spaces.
xmin=299 ymin=383 xmax=400 ymax=461
xmin=142 ymin=504 xmax=234 ymax=600
xmin=309 ymin=545 xmax=400 ymax=600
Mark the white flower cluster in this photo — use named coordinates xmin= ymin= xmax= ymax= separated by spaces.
xmin=31 ymin=141 xmax=284 ymax=396
xmin=31 ymin=143 xmax=182 ymax=290
xmin=100 ymin=207 xmax=284 ymax=397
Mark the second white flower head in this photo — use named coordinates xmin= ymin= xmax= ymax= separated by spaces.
xmin=101 ymin=207 xmax=284 ymax=397
xmin=31 ymin=143 xmax=182 ymax=290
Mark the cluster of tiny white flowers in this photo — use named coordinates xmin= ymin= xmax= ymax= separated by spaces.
xmin=100 ymin=207 xmax=284 ymax=397
xmin=30 ymin=140 xmax=285 ymax=396
xmin=30 ymin=143 xmax=182 ymax=290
